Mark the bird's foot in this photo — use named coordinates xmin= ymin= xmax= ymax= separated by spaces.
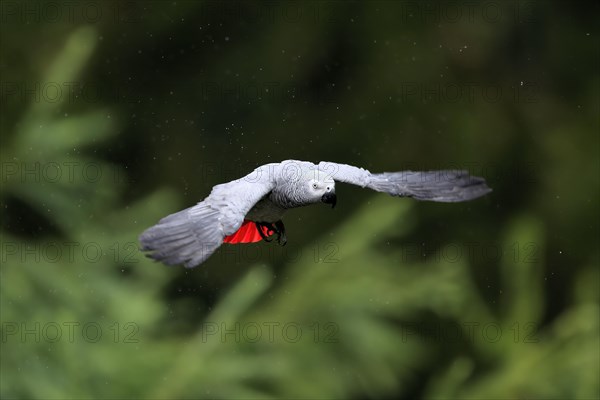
xmin=255 ymin=221 xmax=286 ymax=246
xmin=255 ymin=222 xmax=274 ymax=242
xmin=274 ymin=220 xmax=287 ymax=246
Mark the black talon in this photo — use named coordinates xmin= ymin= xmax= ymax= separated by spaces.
xmin=274 ymin=220 xmax=287 ymax=246
xmin=255 ymin=222 xmax=273 ymax=242
xmin=254 ymin=221 xmax=286 ymax=245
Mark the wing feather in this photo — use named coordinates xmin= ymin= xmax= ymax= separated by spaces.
xmin=318 ymin=161 xmax=491 ymax=202
xmin=139 ymin=164 xmax=277 ymax=268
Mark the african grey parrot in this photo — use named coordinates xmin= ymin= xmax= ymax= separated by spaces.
xmin=139 ymin=160 xmax=491 ymax=268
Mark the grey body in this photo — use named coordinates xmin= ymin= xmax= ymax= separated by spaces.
xmin=139 ymin=160 xmax=491 ymax=268
xmin=245 ymin=196 xmax=287 ymax=223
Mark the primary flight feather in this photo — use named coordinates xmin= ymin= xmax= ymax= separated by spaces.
xmin=139 ymin=160 xmax=491 ymax=268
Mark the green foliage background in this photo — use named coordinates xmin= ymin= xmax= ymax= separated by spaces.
xmin=1 ymin=1 xmax=598 ymax=399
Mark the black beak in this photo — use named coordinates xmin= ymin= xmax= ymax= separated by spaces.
xmin=321 ymin=192 xmax=337 ymax=209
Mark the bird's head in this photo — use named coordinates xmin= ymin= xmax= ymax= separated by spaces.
xmin=304 ymin=170 xmax=336 ymax=208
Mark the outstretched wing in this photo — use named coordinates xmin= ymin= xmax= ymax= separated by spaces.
xmin=139 ymin=164 xmax=277 ymax=268
xmin=318 ymin=161 xmax=491 ymax=202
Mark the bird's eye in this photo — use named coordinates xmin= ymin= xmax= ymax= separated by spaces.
xmin=326 ymin=186 xmax=330 ymax=191
xmin=312 ymin=183 xmax=318 ymax=189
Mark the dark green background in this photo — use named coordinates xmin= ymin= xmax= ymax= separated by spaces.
xmin=1 ymin=1 xmax=598 ymax=399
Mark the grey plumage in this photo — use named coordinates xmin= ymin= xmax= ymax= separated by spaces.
xmin=139 ymin=160 xmax=491 ymax=268
xmin=318 ymin=162 xmax=490 ymax=202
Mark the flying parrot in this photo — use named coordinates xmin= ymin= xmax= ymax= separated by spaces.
xmin=139 ymin=160 xmax=491 ymax=268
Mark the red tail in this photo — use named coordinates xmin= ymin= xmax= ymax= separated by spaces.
xmin=223 ymin=220 xmax=273 ymax=244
